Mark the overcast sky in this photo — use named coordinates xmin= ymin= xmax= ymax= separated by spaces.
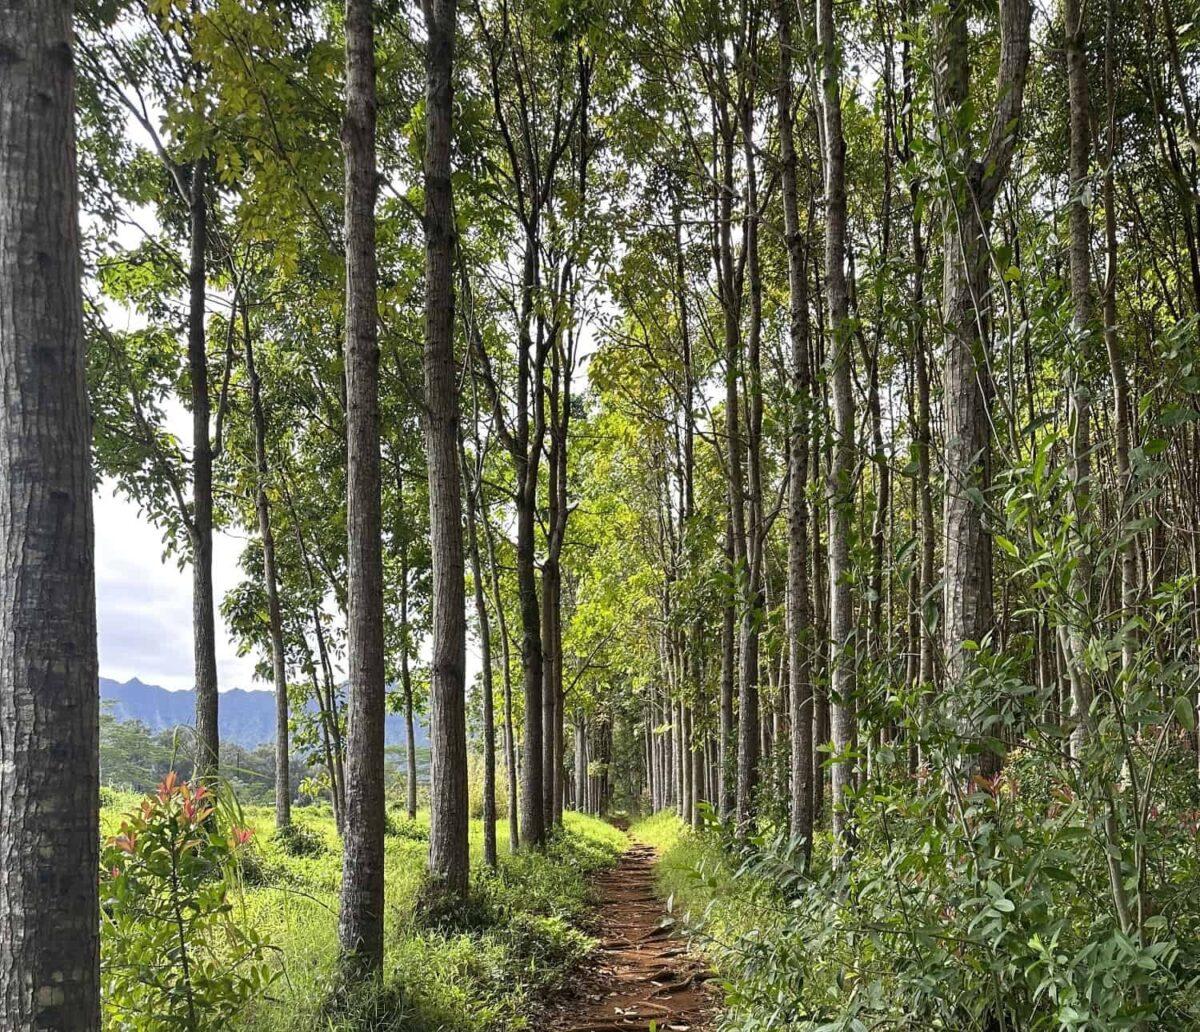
xmin=95 ymin=481 xmax=261 ymax=692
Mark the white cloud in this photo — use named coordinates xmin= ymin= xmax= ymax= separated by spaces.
xmin=94 ymin=480 xmax=259 ymax=692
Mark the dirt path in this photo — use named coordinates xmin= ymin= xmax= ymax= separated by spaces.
xmin=545 ymin=841 xmax=716 ymax=1032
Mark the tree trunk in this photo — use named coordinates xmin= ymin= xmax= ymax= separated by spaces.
xmin=936 ymin=0 xmax=1032 ymax=773
xmin=1102 ymin=0 xmax=1137 ymax=671
xmin=1064 ymin=0 xmax=1096 ymax=753
xmin=719 ymin=523 xmax=736 ymax=820
xmin=816 ymin=0 xmax=856 ymax=861
xmin=482 ymin=503 xmax=520 ymax=852
xmin=398 ymin=514 xmax=418 ymax=822
xmin=422 ymin=0 xmax=469 ymax=899
xmin=463 ymin=437 xmax=498 ymax=869
xmin=244 ymin=330 xmax=290 ymax=831
xmin=517 ymin=473 xmax=545 ymax=846
xmin=541 ymin=559 xmax=560 ymax=829
xmin=778 ymin=0 xmax=814 ymax=859
xmin=0 ymin=3 xmax=100 ymax=1021
xmin=338 ymin=0 xmax=386 ymax=977
xmin=188 ymin=155 xmax=220 ymax=782
xmin=736 ymin=62 xmax=764 ymax=836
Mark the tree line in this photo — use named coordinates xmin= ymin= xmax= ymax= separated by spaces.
xmin=4 ymin=0 xmax=1200 ymax=1025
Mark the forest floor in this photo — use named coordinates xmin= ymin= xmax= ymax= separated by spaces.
xmin=544 ymin=836 xmax=716 ymax=1032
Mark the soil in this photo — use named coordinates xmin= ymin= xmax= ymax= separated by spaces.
xmin=544 ymin=840 xmax=716 ymax=1032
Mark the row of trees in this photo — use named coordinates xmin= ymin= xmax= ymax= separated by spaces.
xmin=5 ymin=0 xmax=616 ymax=1015
xmin=556 ymin=0 xmax=1200 ymax=996
xmin=5 ymin=0 xmax=1200 ymax=1021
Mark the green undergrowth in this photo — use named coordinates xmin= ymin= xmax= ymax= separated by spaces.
xmin=100 ymin=793 xmax=626 ymax=1031
xmin=633 ymin=764 xmax=1200 ymax=1031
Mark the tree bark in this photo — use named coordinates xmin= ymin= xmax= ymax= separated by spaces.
xmin=778 ymin=0 xmax=814 ymax=858
xmin=935 ymin=0 xmax=1032 ymax=773
xmin=188 ymin=155 xmax=220 ymax=782
xmin=338 ymin=0 xmax=386 ymax=977
xmin=1064 ymin=0 xmax=1096 ymax=753
xmin=0 ymin=2 xmax=100 ymax=1022
xmin=719 ymin=522 xmax=736 ymax=820
xmin=1102 ymin=0 xmax=1137 ymax=671
xmin=422 ymin=0 xmax=469 ymax=899
xmin=244 ymin=329 xmax=290 ymax=830
xmin=736 ymin=40 xmax=764 ymax=836
xmin=463 ymin=436 xmax=498 ymax=868
xmin=816 ymin=0 xmax=857 ymax=861
xmin=482 ymin=502 xmax=520 ymax=852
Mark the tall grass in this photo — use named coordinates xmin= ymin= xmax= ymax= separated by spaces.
xmin=100 ymin=792 xmax=626 ymax=1032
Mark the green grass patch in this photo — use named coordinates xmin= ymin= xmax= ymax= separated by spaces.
xmin=100 ymin=794 xmax=626 ymax=1031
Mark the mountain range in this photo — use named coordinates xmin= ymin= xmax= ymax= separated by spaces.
xmin=100 ymin=676 xmax=428 ymax=750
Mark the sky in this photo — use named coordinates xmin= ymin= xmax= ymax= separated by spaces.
xmin=95 ymin=480 xmax=261 ymax=692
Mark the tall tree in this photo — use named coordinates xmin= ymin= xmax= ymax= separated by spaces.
xmin=778 ymin=0 xmax=814 ymax=858
xmin=1063 ymin=0 xmax=1096 ymax=753
xmin=243 ymin=322 xmax=291 ymax=830
xmin=0 ymin=0 xmax=101 ymax=1023
xmin=422 ymin=0 xmax=470 ymax=897
xmin=935 ymin=0 xmax=1032 ymax=772
xmin=338 ymin=0 xmax=386 ymax=978
xmin=816 ymin=0 xmax=856 ymax=859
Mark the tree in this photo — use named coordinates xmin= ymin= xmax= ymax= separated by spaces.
xmin=816 ymin=0 xmax=856 ymax=858
xmin=777 ymin=0 xmax=814 ymax=858
xmin=0 ymin=0 xmax=100 ymax=1023
xmin=422 ymin=0 xmax=470 ymax=898
xmin=243 ymin=321 xmax=291 ymax=831
xmin=338 ymin=0 xmax=386 ymax=978
xmin=935 ymin=0 xmax=1032 ymax=773
xmin=78 ymin=2 xmax=224 ymax=778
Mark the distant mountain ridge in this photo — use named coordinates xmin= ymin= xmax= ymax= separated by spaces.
xmin=100 ymin=676 xmax=428 ymax=749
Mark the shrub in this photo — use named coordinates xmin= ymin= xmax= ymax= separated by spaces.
xmin=101 ymin=772 xmax=279 ymax=1030
xmin=385 ymin=808 xmax=428 ymax=841
xmin=272 ymin=820 xmax=327 ymax=858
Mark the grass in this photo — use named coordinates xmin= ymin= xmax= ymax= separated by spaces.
xmin=631 ymin=810 xmax=732 ymax=928
xmin=100 ymin=790 xmax=627 ymax=1031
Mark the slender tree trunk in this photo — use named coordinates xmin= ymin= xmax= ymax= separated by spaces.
xmin=1102 ymin=0 xmax=1137 ymax=671
xmin=397 ymin=502 xmax=419 ymax=821
xmin=422 ymin=0 xmax=469 ymax=898
xmin=517 ymin=470 xmax=545 ymax=846
xmin=338 ymin=0 xmax=386 ymax=976
xmin=936 ymin=0 xmax=1032 ymax=774
xmin=482 ymin=505 xmax=520 ymax=851
xmin=778 ymin=0 xmax=814 ymax=858
xmin=541 ymin=559 xmax=559 ymax=829
xmin=736 ymin=61 xmax=764 ymax=836
xmin=245 ymin=331 xmax=290 ymax=830
xmin=463 ymin=437 xmax=498 ymax=869
xmin=188 ymin=156 xmax=220 ymax=782
xmin=817 ymin=0 xmax=856 ymax=861
xmin=0 ymin=3 xmax=100 ymax=1020
xmin=1064 ymin=0 xmax=1096 ymax=753
xmin=719 ymin=523 xmax=736 ymax=820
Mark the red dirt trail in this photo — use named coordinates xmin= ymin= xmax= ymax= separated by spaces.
xmin=544 ymin=840 xmax=716 ymax=1032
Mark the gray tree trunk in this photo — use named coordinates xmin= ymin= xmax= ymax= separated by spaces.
xmin=338 ymin=0 xmax=386 ymax=977
xmin=1064 ymin=0 xmax=1095 ymax=754
xmin=1100 ymin=0 xmax=1136 ymax=671
xmin=816 ymin=0 xmax=857 ymax=861
xmin=421 ymin=0 xmax=469 ymax=899
xmin=482 ymin=504 xmax=520 ymax=851
xmin=935 ymin=0 xmax=1031 ymax=774
xmin=778 ymin=0 xmax=814 ymax=859
xmin=736 ymin=66 xmax=764 ymax=837
xmin=188 ymin=157 xmax=220 ymax=782
xmin=0 ymin=3 xmax=100 ymax=1023
xmin=463 ymin=437 xmax=498 ymax=869
xmin=244 ymin=331 xmax=290 ymax=830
